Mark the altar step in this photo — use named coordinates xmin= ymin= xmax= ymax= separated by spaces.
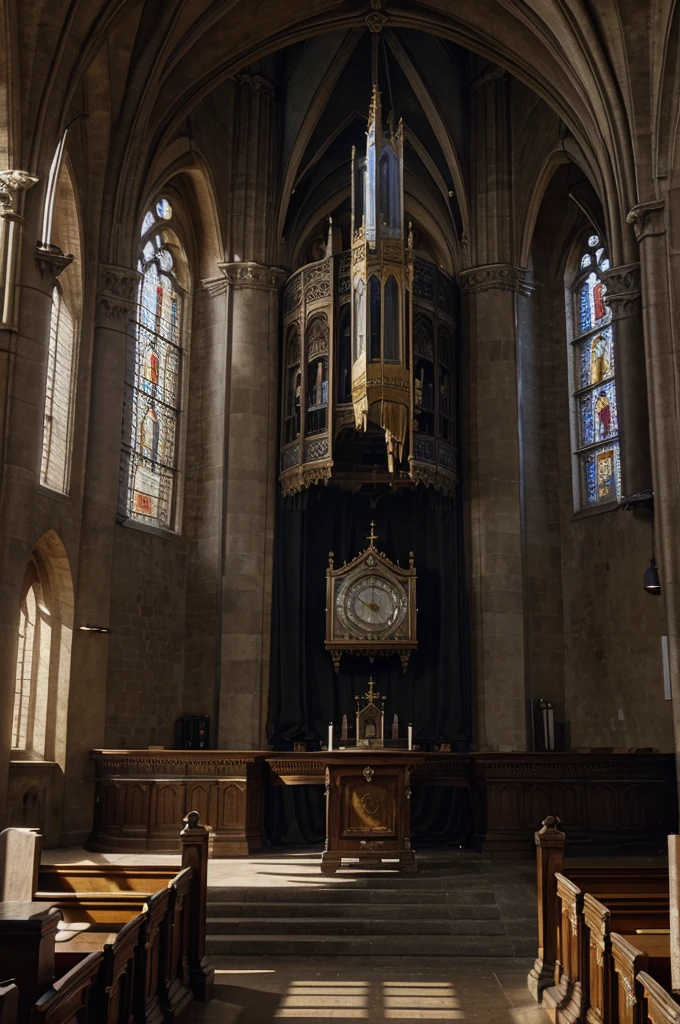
xmin=205 ymin=882 xmax=536 ymax=957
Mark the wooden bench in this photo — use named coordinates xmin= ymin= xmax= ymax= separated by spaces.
xmin=30 ymin=952 xmax=103 ymax=1023
xmin=638 ymin=971 xmax=680 ymax=1024
xmin=611 ymin=932 xmax=672 ymax=1024
xmin=528 ymin=815 xmax=669 ymax=1002
xmin=0 ymin=811 xmax=211 ymax=1023
xmin=0 ymin=981 xmax=19 ymax=1024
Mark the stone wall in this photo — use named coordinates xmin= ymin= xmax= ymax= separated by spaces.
xmin=105 ymin=527 xmax=187 ymax=749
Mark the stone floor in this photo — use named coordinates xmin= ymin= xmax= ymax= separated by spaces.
xmin=188 ymin=955 xmax=546 ymax=1022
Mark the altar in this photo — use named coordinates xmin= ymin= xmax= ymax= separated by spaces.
xmin=87 ymin=749 xmax=677 ymax=858
xmin=321 ymin=750 xmax=425 ymax=874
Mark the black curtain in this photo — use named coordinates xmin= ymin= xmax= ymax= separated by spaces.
xmin=266 ymin=484 xmax=473 ymax=845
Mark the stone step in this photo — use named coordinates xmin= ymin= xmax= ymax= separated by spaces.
xmin=207 ymin=887 xmax=501 ymax=905
xmin=206 ymin=901 xmax=502 ymax=920
xmin=206 ymin=916 xmax=508 ymax=936
xmin=205 ymin=933 xmax=537 ymax=958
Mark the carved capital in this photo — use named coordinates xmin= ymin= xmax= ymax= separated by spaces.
xmin=458 ymin=263 xmax=532 ymax=296
xmin=35 ymin=243 xmax=73 ymax=280
xmin=97 ymin=263 xmax=141 ymax=327
xmin=602 ymin=262 xmax=641 ymax=319
xmin=0 ymin=169 xmax=39 ymax=213
xmin=234 ymin=71 xmax=275 ymax=97
xmin=216 ymin=261 xmax=286 ymax=293
xmin=627 ymin=200 xmax=665 ymax=242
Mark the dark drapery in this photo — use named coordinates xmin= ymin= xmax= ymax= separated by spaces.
xmin=266 ymin=484 xmax=472 ymax=845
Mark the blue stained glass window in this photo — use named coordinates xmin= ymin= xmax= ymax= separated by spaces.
xmin=124 ymin=201 xmax=186 ymax=530
xmin=570 ymin=234 xmax=620 ymax=508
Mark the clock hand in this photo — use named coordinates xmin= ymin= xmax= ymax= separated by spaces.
xmin=357 ymin=596 xmax=381 ymax=613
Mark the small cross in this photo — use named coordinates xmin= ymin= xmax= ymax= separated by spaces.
xmin=367 ymin=521 xmax=378 ymax=546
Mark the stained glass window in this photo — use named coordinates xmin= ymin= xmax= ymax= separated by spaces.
xmin=570 ymin=234 xmax=620 ymax=507
xmin=125 ymin=199 xmax=186 ymax=530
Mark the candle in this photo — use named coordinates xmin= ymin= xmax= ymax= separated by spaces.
xmin=407 ymin=724 xmax=413 ymax=751
xmin=328 ymin=722 xmax=333 ymax=752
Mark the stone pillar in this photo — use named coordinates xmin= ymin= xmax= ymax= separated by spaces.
xmin=216 ymin=261 xmax=285 ymax=750
xmin=601 ymin=262 xmax=652 ymax=496
xmin=464 ymin=66 xmax=528 ymax=751
xmin=60 ymin=264 xmax=139 ymax=843
xmin=461 ymin=266 xmax=529 ymax=751
xmin=627 ymin=200 xmax=680 ymax=779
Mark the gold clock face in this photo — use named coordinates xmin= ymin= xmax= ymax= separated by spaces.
xmin=340 ymin=575 xmax=407 ymax=637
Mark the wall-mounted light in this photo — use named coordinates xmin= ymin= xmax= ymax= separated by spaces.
xmin=644 ymin=558 xmax=661 ymax=595
xmin=79 ymin=625 xmax=110 ymax=633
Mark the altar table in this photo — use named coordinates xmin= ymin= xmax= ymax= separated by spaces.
xmin=88 ymin=749 xmax=678 ymax=857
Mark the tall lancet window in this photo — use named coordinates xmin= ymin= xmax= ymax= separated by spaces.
xmin=569 ymin=234 xmax=620 ymax=508
xmin=40 ymin=160 xmax=81 ymax=494
xmin=125 ymin=198 xmax=187 ymax=530
xmin=41 ymin=286 xmax=77 ymax=491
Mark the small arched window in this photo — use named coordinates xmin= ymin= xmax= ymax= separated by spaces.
xmin=125 ymin=198 xmax=188 ymax=530
xmin=569 ymin=234 xmax=620 ymax=508
xmin=12 ymin=533 xmax=74 ymax=765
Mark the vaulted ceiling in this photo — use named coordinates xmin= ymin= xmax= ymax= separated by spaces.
xmin=271 ymin=29 xmax=469 ymax=263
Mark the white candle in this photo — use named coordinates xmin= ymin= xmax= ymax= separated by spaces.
xmin=328 ymin=722 xmax=333 ymax=752
xmin=407 ymin=724 xmax=413 ymax=750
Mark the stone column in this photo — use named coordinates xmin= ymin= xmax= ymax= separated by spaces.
xmin=601 ymin=262 xmax=652 ymax=495
xmin=461 ymin=265 xmax=529 ymax=752
xmin=464 ymin=66 xmax=528 ymax=751
xmin=59 ymin=264 xmax=139 ymax=843
xmin=627 ymin=200 xmax=680 ymax=775
xmin=216 ymin=261 xmax=285 ymax=750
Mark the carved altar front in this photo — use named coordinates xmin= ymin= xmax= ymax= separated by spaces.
xmin=321 ymin=751 xmax=425 ymax=874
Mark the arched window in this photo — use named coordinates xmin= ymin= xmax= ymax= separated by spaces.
xmin=383 ymin=275 xmax=400 ymax=362
xmin=41 ymin=286 xmax=77 ymax=491
xmin=569 ymin=234 xmax=620 ymax=508
xmin=12 ymin=533 xmax=73 ymax=765
xmin=125 ymin=198 xmax=188 ymax=530
xmin=40 ymin=160 xmax=81 ymax=494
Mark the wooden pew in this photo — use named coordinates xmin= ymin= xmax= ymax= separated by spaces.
xmin=0 ymin=830 xmax=41 ymax=902
xmin=542 ymin=873 xmax=670 ymax=1022
xmin=0 ymin=981 xmax=19 ymax=1024
xmin=528 ymin=814 xmax=670 ymax=1004
xmin=584 ymin=892 xmax=671 ymax=1024
xmin=30 ymin=952 xmax=103 ymax=1023
xmin=90 ymin=914 xmax=144 ymax=1024
xmin=41 ymin=811 xmax=210 ymax=1020
xmin=611 ymin=932 xmax=671 ymax=1024
xmin=638 ymin=971 xmax=680 ymax=1023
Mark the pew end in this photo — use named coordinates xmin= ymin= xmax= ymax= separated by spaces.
xmin=0 ymin=980 xmax=19 ymax=1024
xmin=30 ymin=951 xmax=103 ymax=1023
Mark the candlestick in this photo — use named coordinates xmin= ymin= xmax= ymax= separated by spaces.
xmin=407 ymin=724 xmax=413 ymax=750
xmin=341 ymin=714 xmax=348 ymax=741
xmin=328 ymin=722 xmax=333 ymax=752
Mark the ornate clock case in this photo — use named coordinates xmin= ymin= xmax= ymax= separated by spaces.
xmin=325 ymin=526 xmax=417 ymax=672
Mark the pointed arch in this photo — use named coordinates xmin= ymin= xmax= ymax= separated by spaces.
xmin=12 ymin=531 xmax=74 ymax=768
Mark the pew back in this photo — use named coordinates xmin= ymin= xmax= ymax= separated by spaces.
xmin=30 ymin=951 xmax=103 ymax=1023
xmin=0 ymin=980 xmax=19 ymax=1024
xmin=638 ymin=970 xmax=680 ymax=1024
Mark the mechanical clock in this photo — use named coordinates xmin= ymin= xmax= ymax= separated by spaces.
xmin=325 ymin=523 xmax=417 ymax=672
